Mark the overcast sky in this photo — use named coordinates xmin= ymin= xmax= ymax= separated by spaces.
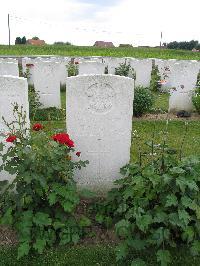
xmin=0 ymin=0 xmax=200 ymax=46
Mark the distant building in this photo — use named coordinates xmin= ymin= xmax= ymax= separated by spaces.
xmin=119 ymin=44 xmax=133 ymax=48
xmin=26 ymin=39 xmax=45 ymax=46
xmin=192 ymin=48 xmax=200 ymax=52
xmin=94 ymin=41 xmax=115 ymax=48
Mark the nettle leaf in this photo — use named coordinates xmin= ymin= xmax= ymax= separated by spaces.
xmin=181 ymin=196 xmax=194 ymax=209
xmin=162 ymin=174 xmax=172 ymax=185
xmin=136 ymin=214 xmax=152 ymax=232
xmin=79 ymin=216 xmax=91 ymax=227
xmin=48 ymin=192 xmax=57 ymax=205
xmin=127 ymin=238 xmax=146 ymax=251
xmin=62 ymin=201 xmax=74 ymax=212
xmin=131 ymin=258 xmax=146 ymax=266
xmin=17 ymin=242 xmax=30 ymax=260
xmin=115 ymin=219 xmax=130 ymax=237
xmin=151 ymin=227 xmax=170 ymax=246
xmin=165 ymin=194 xmax=178 ymax=207
xmin=33 ymin=239 xmax=46 ymax=254
xmin=190 ymin=240 xmax=200 ymax=256
xmin=117 ymin=203 xmax=127 ymax=213
xmin=153 ymin=211 xmax=168 ymax=223
xmin=156 ymin=249 xmax=171 ymax=266
xmin=178 ymin=209 xmax=191 ymax=226
xmin=176 ymin=177 xmax=186 ymax=192
xmin=182 ymin=226 xmax=194 ymax=243
xmin=115 ymin=242 xmax=128 ymax=261
xmin=0 ymin=207 xmax=13 ymax=225
xmin=186 ymin=180 xmax=199 ymax=191
xmin=95 ymin=214 xmax=104 ymax=224
xmin=170 ymin=167 xmax=185 ymax=175
xmin=33 ymin=212 xmax=52 ymax=227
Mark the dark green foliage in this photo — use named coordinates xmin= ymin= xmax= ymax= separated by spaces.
xmin=33 ymin=107 xmax=66 ymax=121
xmin=133 ymin=86 xmax=154 ymax=117
xmin=32 ymin=36 xmax=39 ymax=40
xmin=21 ymin=36 xmax=26 ymax=44
xmin=94 ymin=154 xmax=200 ymax=265
xmin=167 ymin=40 xmax=199 ymax=50
xmin=0 ymin=108 xmax=89 ymax=259
xmin=192 ymin=71 xmax=200 ymax=114
xmin=115 ymin=62 xmax=134 ymax=77
xmin=15 ymin=37 xmax=22 ymax=45
xmin=68 ymin=62 xmax=78 ymax=77
xmin=28 ymin=86 xmax=42 ymax=120
xmin=150 ymin=62 xmax=161 ymax=92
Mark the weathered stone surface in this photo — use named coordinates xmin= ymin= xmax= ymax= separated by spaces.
xmin=78 ymin=61 xmax=106 ymax=75
xmin=66 ymin=74 xmax=134 ymax=192
xmin=128 ymin=58 xmax=152 ymax=87
xmin=0 ymin=59 xmax=19 ymax=76
xmin=33 ymin=61 xmax=62 ymax=108
xmin=0 ymin=75 xmax=29 ymax=181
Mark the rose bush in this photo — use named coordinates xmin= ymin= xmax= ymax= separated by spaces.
xmin=0 ymin=110 xmax=89 ymax=259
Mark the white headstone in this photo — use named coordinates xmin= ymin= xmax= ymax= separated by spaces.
xmin=33 ymin=61 xmax=62 ymax=108
xmin=78 ymin=61 xmax=106 ymax=75
xmin=0 ymin=59 xmax=19 ymax=76
xmin=0 ymin=75 xmax=29 ymax=181
xmin=104 ymin=57 xmax=126 ymax=74
xmin=128 ymin=58 xmax=152 ymax=87
xmin=66 ymin=74 xmax=134 ymax=192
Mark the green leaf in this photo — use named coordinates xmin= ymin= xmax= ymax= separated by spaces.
xmin=0 ymin=143 xmax=4 ymax=151
xmin=115 ymin=243 xmax=128 ymax=261
xmin=0 ymin=180 xmax=8 ymax=191
xmin=79 ymin=216 xmax=91 ymax=227
xmin=48 ymin=192 xmax=57 ymax=205
xmin=190 ymin=240 xmax=200 ymax=256
xmin=62 ymin=201 xmax=74 ymax=212
xmin=33 ymin=212 xmax=52 ymax=227
xmin=136 ymin=214 xmax=152 ymax=232
xmin=156 ymin=249 xmax=171 ymax=266
xmin=71 ymin=233 xmax=80 ymax=244
xmin=0 ymin=207 xmax=13 ymax=225
xmin=176 ymin=177 xmax=186 ymax=193
xmin=182 ymin=226 xmax=194 ymax=243
xmin=178 ymin=209 xmax=191 ymax=226
xmin=115 ymin=219 xmax=130 ymax=237
xmin=17 ymin=242 xmax=30 ymax=259
xmin=181 ymin=196 xmax=194 ymax=209
xmin=33 ymin=239 xmax=46 ymax=254
xmin=150 ymin=227 xmax=170 ymax=246
xmin=170 ymin=167 xmax=185 ymax=175
xmin=127 ymin=239 xmax=146 ymax=251
xmin=131 ymin=258 xmax=146 ymax=266
xmin=95 ymin=214 xmax=104 ymax=224
xmin=165 ymin=194 xmax=178 ymax=207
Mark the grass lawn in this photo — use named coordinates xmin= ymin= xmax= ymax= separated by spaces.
xmin=1 ymin=244 xmax=200 ymax=265
xmin=1 ymin=45 xmax=200 ymax=60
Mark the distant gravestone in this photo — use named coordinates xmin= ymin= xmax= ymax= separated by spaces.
xmin=66 ymin=74 xmax=134 ymax=192
xmin=0 ymin=75 xmax=29 ymax=181
xmin=33 ymin=61 xmax=62 ymax=108
xmin=104 ymin=57 xmax=126 ymax=74
xmin=128 ymin=58 xmax=152 ymax=87
xmin=168 ymin=60 xmax=200 ymax=112
xmin=78 ymin=61 xmax=106 ymax=75
xmin=0 ymin=59 xmax=19 ymax=76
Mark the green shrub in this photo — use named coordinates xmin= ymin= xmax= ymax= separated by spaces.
xmin=133 ymin=86 xmax=154 ymax=117
xmin=67 ymin=62 xmax=78 ymax=77
xmin=33 ymin=107 xmax=65 ymax=121
xmin=28 ymin=86 xmax=42 ymax=120
xmin=115 ymin=62 xmax=136 ymax=79
xmin=0 ymin=107 xmax=89 ymax=259
xmin=150 ymin=62 xmax=161 ymax=92
xmin=192 ymin=71 xmax=200 ymax=114
xmin=94 ymin=153 xmax=200 ymax=265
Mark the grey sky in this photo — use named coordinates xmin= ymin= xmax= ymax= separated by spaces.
xmin=0 ymin=0 xmax=199 ymax=46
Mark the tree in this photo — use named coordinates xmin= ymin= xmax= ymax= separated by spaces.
xmin=21 ymin=36 xmax=27 ymax=44
xmin=15 ymin=37 xmax=22 ymax=44
xmin=32 ymin=36 xmax=39 ymax=40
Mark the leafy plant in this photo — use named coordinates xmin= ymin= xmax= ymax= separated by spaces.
xmin=32 ymin=107 xmax=66 ymax=121
xmin=67 ymin=62 xmax=78 ymax=77
xmin=115 ymin=62 xmax=136 ymax=79
xmin=28 ymin=86 xmax=42 ymax=120
xmin=192 ymin=70 xmax=200 ymax=114
xmin=0 ymin=106 xmax=89 ymax=259
xmin=133 ymin=86 xmax=154 ymax=117
xmin=150 ymin=61 xmax=161 ymax=92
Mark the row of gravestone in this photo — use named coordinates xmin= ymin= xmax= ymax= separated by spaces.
xmin=0 ymin=57 xmax=200 ymax=112
xmin=0 ymin=74 xmax=134 ymax=193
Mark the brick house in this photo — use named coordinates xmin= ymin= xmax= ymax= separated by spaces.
xmin=26 ymin=39 xmax=45 ymax=46
xmin=94 ymin=41 xmax=115 ymax=48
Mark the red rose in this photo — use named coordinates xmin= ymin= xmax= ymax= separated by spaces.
xmin=52 ymin=133 xmax=74 ymax=148
xmin=6 ymin=135 xmax=17 ymax=143
xmin=32 ymin=123 xmax=43 ymax=131
xmin=76 ymin=151 xmax=81 ymax=157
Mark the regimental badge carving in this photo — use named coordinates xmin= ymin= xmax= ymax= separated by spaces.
xmin=86 ymin=83 xmax=115 ymax=113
